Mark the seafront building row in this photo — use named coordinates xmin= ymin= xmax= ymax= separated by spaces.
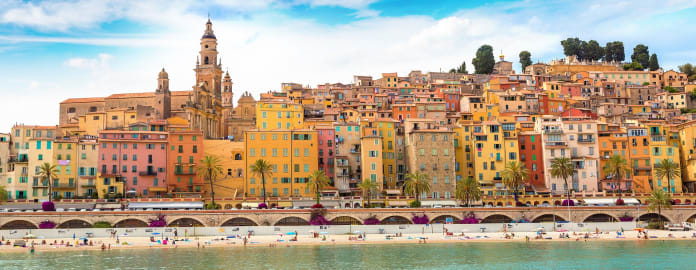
xmin=3 ymin=19 xmax=696 ymax=202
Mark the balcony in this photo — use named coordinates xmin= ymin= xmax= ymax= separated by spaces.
xmin=9 ymin=156 xmax=28 ymax=163
xmin=350 ymin=148 xmax=361 ymax=154
xmin=493 ymin=176 xmax=502 ymax=181
xmin=577 ymin=138 xmax=595 ymax=143
xmin=139 ymin=171 xmax=157 ymax=176
xmin=650 ymin=135 xmax=665 ymax=142
xmin=545 ymin=141 xmax=567 ymax=148
xmin=544 ymin=129 xmax=564 ymax=135
xmin=81 ymin=183 xmax=96 ymax=188
xmin=54 ymin=183 xmax=76 ymax=189
xmin=634 ymin=166 xmax=651 ymax=171
xmin=32 ymin=183 xmax=48 ymax=188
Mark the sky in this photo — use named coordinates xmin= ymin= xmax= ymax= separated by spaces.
xmin=1 ymin=0 xmax=696 ymax=131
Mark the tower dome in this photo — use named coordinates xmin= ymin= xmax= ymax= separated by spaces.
xmin=158 ymin=68 xmax=168 ymax=79
xmin=202 ymin=18 xmax=216 ymax=39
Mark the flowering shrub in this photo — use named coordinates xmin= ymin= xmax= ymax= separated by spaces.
xmin=39 ymin=220 xmax=56 ymax=229
xmin=364 ymin=217 xmax=380 ymax=225
xmin=309 ymin=208 xmax=329 ymax=225
xmin=311 ymin=204 xmax=324 ymax=209
xmin=618 ymin=216 xmax=634 ymax=222
xmin=42 ymin=201 xmax=56 ymax=211
xmin=258 ymin=203 xmax=268 ymax=209
xmin=148 ymin=214 xmax=167 ymax=227
xmin=411 ymin=214 xmax=429 ymax=224
xmin=515 ymin=201 xmax=526 ymax=207
xmin=615 ymin=198 xmax=625 ymax=206
xmin=409 ymin=201 xmax=421 ymax=208
xmin=561 ymin=199 xmax=575 ymax=206
xmin=460 ymin=213 xmax=480 ymax=224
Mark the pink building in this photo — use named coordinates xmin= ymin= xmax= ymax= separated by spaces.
xmin=99 ymin=130 xmax=168 ymax=198
xmin=316 ymin=125 xmax=335 ymax=182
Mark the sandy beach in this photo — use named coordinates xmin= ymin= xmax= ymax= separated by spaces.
xmin=1 ymin=229 xmax=695 ymax=254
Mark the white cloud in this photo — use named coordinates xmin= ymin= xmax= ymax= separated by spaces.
xmin=63 ymin=53 xmax=112 ymax=69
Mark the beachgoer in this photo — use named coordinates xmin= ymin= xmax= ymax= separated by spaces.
xmin=101 ymin=243 xmax=106 ymax=251
xmin=174 ymin=229 xmax=178 ymax=238
xmin=30 ymin=244 xmax=35 ymax=254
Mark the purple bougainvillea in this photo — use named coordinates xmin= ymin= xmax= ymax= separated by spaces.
xmin=311 ymin=204 xmax=324 ymax=209
xmin=412 ymin=214 xmax=429 ymax=224
xmin=42 ymin=201 xmax=55 ymax=211
xmin=310 ymin=215 xmax=329 ymax=225
xmin=619 ymin=216 xmax=634 ymax=222
xmin=258 ymin=203 xmax=268 ymax=209
xmin=364 ymin=218 xmax=380 ymax=225
xmin=148 ymin=214 xmax=167 ymax=227
xmin=561 ymin=199 xmax=575 ymax=206
xmin=39 ymin=220 xmax=56 ymax=229
xmin=460 ymin=213 xmax=480 ymax=224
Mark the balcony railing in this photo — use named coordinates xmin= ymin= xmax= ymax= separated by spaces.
xmin=544 ymin=129 xmax=564 ymax=134
xmin=650 ymin=135 xmax=665 ymax=142
xmin=545 ymin=141 xmax=567 ymax=148
xmin=139 ymin=171 xmax=157 ymax=176
xmin=54 ymin=183 xmax=76 ymax=189
xmin=577 ymin=138 xmax=595 ymax=143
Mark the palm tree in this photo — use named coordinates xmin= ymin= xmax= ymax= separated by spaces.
xmin=0 ymin=185 xmax=8 ymax=202
xmin=196 ymin=155 xmax=223 ymax=209
xmin=603 ymin=154 xmax=632 ymax=196
xmin=646 ymin=189 xmax=672 ymax=227
xmin=404 ymin=171 xmax=431 ymax=205
xmin=249 ymin=159 xmax=273 ymax=205
xmin=501 ymin=161 xmax=528 ymax=203
xmin=358 ymin=179 xmax=379 ymax=207
xmin=655 ymin=159 xmax=680 ymax=194
xmin=37 ymin=163 xmax=58 ymax=202
xmin=456 ymin=177 xmax=481 ymax=207
xmin=550 ymin=157 xmax=575 ymax=203
xmin=307 ymin=170 xmax=330 ymax=205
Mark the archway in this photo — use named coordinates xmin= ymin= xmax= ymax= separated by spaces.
xmin=674 ymin=199 xmax=682 ymax=205
xmin=638 ymin=213 xmax=670 ymax=223
xmin=274 ymin=217 xmax=309 ymax=226
xmin=554 ymin=200 xmax=561 ymax=206
xmin=330 ymin=216 xmax=362 ymax=225
xmin=58 ymin=219 xmax=92 ymax=228
xmin=353 ymin=203 xmax=361 ymax=208
xmin=344 ymin=203 xmax=351 ymax=208
xmin=481 ymin=214 xmax=513 ymax=223
xmin=533 ymin=201 xmax=540 ymax=206
xmin=168 ymin=218 xmax=203 ymax=227
xmin=583 ymin=214 xmax=617 ymax=223
xmin=1 ymin=220 xmax=38 ymax=230
xmin=430 ymin=215 xmax=460 ymax=224
xmin=235 ymin=203 xmax=242 ymax=209
xmin=221 ymin=217 xmax=258 ymax=226
xmin=532 ymin=214 xmax=565 ymax=223
xmin=224 ymin=204 xmax=233 ymax=210
xmin=114 ymin=219 xmax=148 ymax=228
xmin=686 ymin=214 xmax=696 ymax=223
xmin=380 ymin=216 xmax=412 ymax=225
xmin=685 ymin=199 xmax=692 ymax=205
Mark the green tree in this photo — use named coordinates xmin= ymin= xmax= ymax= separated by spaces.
xmin=602 ymin=155 xmax=631 ymax=195
xmin=455 ymin=61 xmax=467 ymax=73
xmin=560 ymin=37 xmax=582 ymax=57
xmin=456 ymin=177 xmax=481 ymax=207
xmin=501 ymin=161 xmax=528 ymax=203
xmin=404 ymin=171 xmax=431 ymax=204
xmin=196 ymin=155 xmax=223 ymax=209
xmin=646 ymin=189 xmax=672 ymax=227
xmin=655 ymin=159 xmax=680 ymax=194
xmin=38 ymin=162 xmax=58 ymax=202
xmin=519 ymin=51 xmax=532 ymax=72
xmin=604 ymin=41 xmax=625 ymax=62
xmin=648 ymin=53 xmax=659 ymax=71
xmin=584 ymin=40 xmax=604 ymax=61
xmin=623 ymin=61 xmax=644 ymax=71
xmin=631 ymin=44 xmax=650 ymax=68
xmin=249 ymin=159 xmax=274 ymax=205
xmin=472 ymin=45 xmax=495 ymax=74
xmin=678 ymin=63 xmax=696 ymax=79
xmin=0 ymin=185 xmax=7 ymax=202
xmin=664 ymin=86 xmax=678 ymax=93
xmin=550 ymin=157 xmax=576 ymax=204
xmin=358 ymin=179 xmax=379 ymax=207
xmin=307 ymin=170 xmax=330 ymax=205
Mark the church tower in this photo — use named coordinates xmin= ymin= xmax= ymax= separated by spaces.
xmin=222 ymin=70 xmax=234 ymax=118
xmin=154 ymin=68 xmax=171 ymax=119
xmin=195 ymin=18 xmax=223 ymax=98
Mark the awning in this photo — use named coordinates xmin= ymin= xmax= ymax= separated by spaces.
xmin=293 ymin=200 xmax=339 ymax=207
xmin=388 ymin=201 xmax=409 ymax=206
xmin=421 ymin=200 xmax=458 ymax=207
xmin=148 ymin=187 xmax=167 ymax=192
xmin=242 ymin=202 xmax=259 ymax=208
xmin=384 ymin=189 xmax=401 ymax=195
xmin=95 ymin=203 xmax=122 ymax=209
xmin=128 ymin=202 xmax=203 ymax=209
xmin=583 ymin=198 xmax=640 ymax=206
xmin=277 ymin=201 xmax=293 ymax=207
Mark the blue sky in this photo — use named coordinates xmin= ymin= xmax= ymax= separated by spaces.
xmin=1 ymin=0 xmax=696 ymax=131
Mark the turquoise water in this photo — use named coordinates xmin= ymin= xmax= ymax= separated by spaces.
xmin=0 ymin=241 xmax=693 ymax=269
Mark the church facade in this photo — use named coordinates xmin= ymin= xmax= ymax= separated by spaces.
xmin=59 ymin=19 xmax=231 ymax=139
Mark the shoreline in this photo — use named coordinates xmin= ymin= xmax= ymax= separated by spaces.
xmin=3 ymin=230 xmax=695 ymax=254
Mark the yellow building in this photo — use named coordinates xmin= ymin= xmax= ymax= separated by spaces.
xmin=360 ymin=119 xmax=398 ymax=189
xmin=453 ymin=122 xmax=475 ymax=183
xmin=244 ymin=129 xmax=318 ymax=198
xmin=203 ymin=140 xmax=246 ymax=198
xmin=646 ymin=122 xmax=682 ymax=193
xmin=678 ymin=121 xmax=696 ymax=192
xmin=28 ymin=126 xmax=56 ymax=200
xmin=360 ymin=134 xmax=384 ymax=191
xmin=472 ymin=121 xmax=518 ymax=195
xmin=52 ymin=138 xmax=78 ymax=199
xmin=255 ymin=101 xmax=304 ymax=130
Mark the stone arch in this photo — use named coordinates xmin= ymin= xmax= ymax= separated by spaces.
xmin=354 ymin=203 xmax=361 ymax=208
xmin=496 ymin=202 xmax=503 ymax=207
xmin=330 ymin=216 xmax=362 ymax=225
xmin=685 ymin=199 xmax=692 ymax=205
xmin=582 ymin=213 xmax=618 ymax=223
xmin=168 ymin=218 xmax=204 ymax=227
xmin=542 ymin=201 xmax=550 ymax=205
xmin=430 ymin=215 xmax=460 ymax=224
xmin=480 ymin=214 xmax=513 ymax=223
xmin=224 ymin=204 xmax=233 ymax=210
xmin=113 ymin=218 xmax=149 ymax=228
xmin=532 ymin=214 xmax=565 ymax=223
xmin=533 ymin=201 xmax=540 ymax=206
xmin=380 ymin=215 xmax=412 ymax=225
xmin=58 ymin=219 xmax=93 ymax=228
xmin=235 ymin=203 xmax=242 ymax=209
xmin=1 ymin=220 xmax=38 ymax=230
xmin=221 ymin=217 xmax=258 ymax=226
xmin=274 ymin=217 xmax=309 ymax=226
xmin=638 ymin=213 xmax=671 ymax=223
xmin=554 ymin=200 xmax=561 ymax=206
xmin=344 ymin=203 xmax=351 ymax=208
xmin=686 ymin=213 xmax=696 ymax=223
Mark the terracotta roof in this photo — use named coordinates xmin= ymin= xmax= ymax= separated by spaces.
xmin=107 ymin=92 xmax=154 ymax=99
xmin=171 ymin=91 xmax=192 ymax=96
xmin=60 ymin=97 xmax=105 ymax=104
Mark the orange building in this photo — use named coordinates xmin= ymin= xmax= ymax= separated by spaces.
xmin=167 ymin=130 xmax=205 ymax=197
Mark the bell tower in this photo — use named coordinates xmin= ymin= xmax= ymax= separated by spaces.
xmin=222 ymin=70 xmax=234 ymax=118
xmin=154 ymin=68 xmax=171 ymax=119
xmin=196 ymin=18 xmax=223 ymax=98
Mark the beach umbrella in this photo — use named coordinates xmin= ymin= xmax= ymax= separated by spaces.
xmin=536 ymin=227 xmax=545 ymax=231
xmin=25 ymin=234 xmax=36 ymax=239
xmin=320 ymin=232 xmax=329 ymax=235
xmin=286 ymin=232 xmax=297 ymax=235
xmin=152 ymin=232 xmax=161 ymax=235
xmin=79 ymin=237 xmax=88 ymax=240
xmin=353 ymin=231 xmax=361 ymax=234
xmin=226 ymin=236 xmax=236 ymax=239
